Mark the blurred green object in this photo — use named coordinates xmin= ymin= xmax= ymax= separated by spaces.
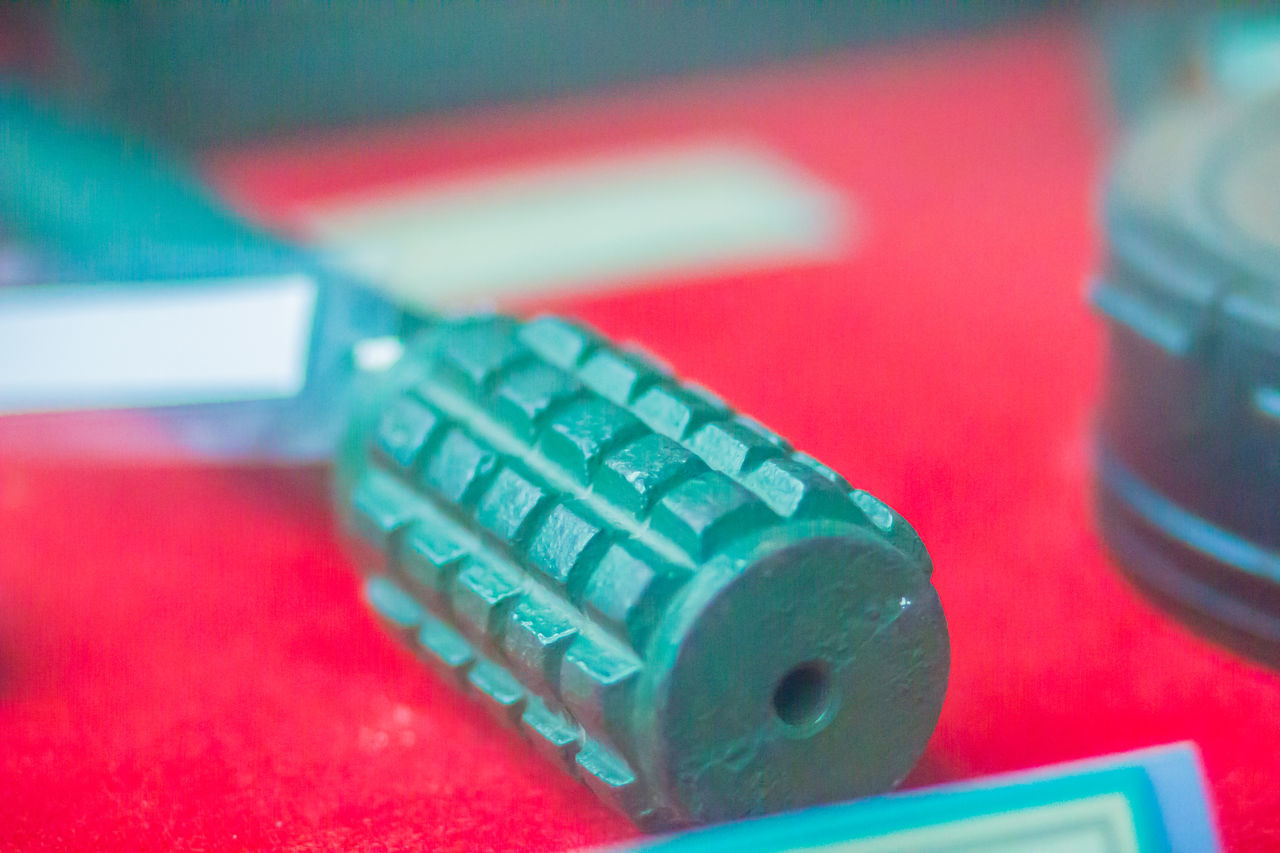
xmin=26 ymin=3 xmax=1049 ymax=147
xmin=1101 ymin=6 xmax=1280 ymax=122
xmin=0 ymin=87 xmax=260 ymax=267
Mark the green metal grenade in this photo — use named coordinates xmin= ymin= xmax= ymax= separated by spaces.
xmin=336 ymin=313 xmax=950 ymax=829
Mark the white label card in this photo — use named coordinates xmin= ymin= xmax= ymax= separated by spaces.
xmin=0 ymin=274 xmax=317 ymax=414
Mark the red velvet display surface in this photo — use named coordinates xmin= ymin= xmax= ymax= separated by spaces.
xmin=3 ymin=26 xmax=1279 ymax=851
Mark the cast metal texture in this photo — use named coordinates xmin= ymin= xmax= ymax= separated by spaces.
xmin=336 ymin=313 xmax=949 ymax=828
xmin=1092 ymin=93 xmax=1280 ymax=663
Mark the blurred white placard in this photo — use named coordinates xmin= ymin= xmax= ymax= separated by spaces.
xmin=0 ymin=274 xmax=316 ymax=414
xmin=304 ymin=141 xmax=851 ymax=308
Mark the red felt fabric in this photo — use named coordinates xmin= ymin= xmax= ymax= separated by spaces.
xmin=3 ymin=25 xmax=1279 ymax=851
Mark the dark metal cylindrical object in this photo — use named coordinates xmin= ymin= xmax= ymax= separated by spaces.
xmin=1092 ymin=94 xmax=1280 ymax=663
xmin=337 ymin=313 xmax=949 ymax=828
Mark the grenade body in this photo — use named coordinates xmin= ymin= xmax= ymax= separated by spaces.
xmin=337 ymin=313 xmax=949 ymax=828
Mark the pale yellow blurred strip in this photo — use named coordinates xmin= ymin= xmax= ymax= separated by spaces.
xmin=302 ymin=141 xmax=853 ymax=310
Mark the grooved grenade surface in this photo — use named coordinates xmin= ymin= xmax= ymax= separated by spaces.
xmin=336 ymin=313 xmax=950 ymax=829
